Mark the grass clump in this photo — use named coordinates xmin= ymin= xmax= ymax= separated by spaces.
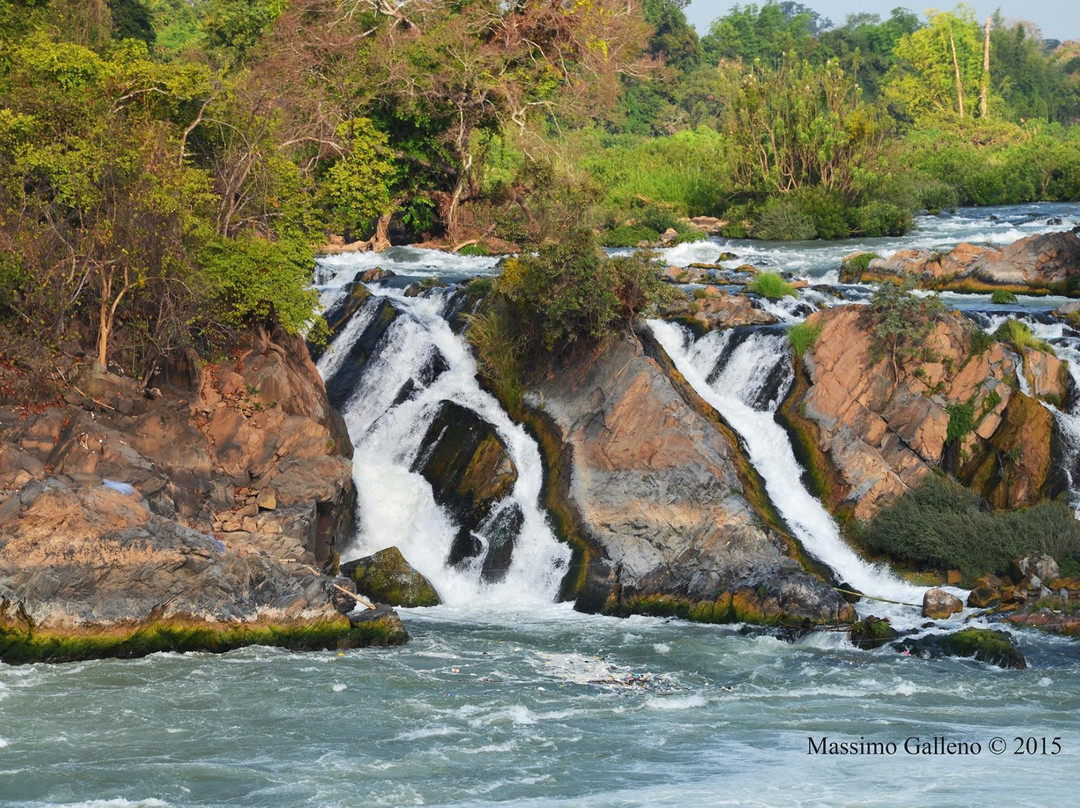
xmin=748 ymin=272 xmax=796 ymax=300
xmin=994 ymin=318 xmax=1056 ymax=356
xmin=991 ymin=290 xmax=1019 ymax=304
xmin=788 ymin=321 xmax=822 ymax=358
xmin=945 ymin=400 xmax=976 ymax=443
xmin=860 ymin=474 xmax=1080 ymax=577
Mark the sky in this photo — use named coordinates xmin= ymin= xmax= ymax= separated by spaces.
xmin=684 ymin=1 xmax=1080 ymax=43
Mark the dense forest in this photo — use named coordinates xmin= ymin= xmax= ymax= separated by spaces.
xmin=1 ymin=0 xmax=1079 ymax=390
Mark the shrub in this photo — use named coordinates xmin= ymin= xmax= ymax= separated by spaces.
xmin=991 ymin=290 xmax=1018 ymax=304
xmin=748 ymin=272 xmax=796 ymax=300
xmin=945 ymin=400 xmax=975 ymax=443
xmin=753 ymin=197 xmax=816 ymax=241
xmin=969 ymin=327 xmax=993 ymax=355
xmin=788 ymin=321 xmax=822 ymax=357
xmin=866 ymin=279 xmax=943 ymax=378
xmin=994 ymin=318 xmax=1056 ymax=356
xmin=857 ymin=202 xmax=911 ymax=237
xmin=860 ymin=474 xmax=1080 ymax=577
xmin=497 ymin=230 xmax=678 ymax=353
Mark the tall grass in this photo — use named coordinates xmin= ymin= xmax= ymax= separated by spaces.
xmin=747 ymin=272 xmax=796 ymax=300
xmin=578 ymin=127 xmax=734 ymax=218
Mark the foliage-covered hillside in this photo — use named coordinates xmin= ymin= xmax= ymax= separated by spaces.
xmin=1 ymin=0 xmax=1078 ymax=393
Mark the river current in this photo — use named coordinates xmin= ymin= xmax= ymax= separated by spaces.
xmin=4 ymin=204 xmax=1080 ymax=806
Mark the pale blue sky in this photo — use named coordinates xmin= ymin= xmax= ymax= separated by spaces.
xmin=684 ymin=1 xmax=1080 ymax=42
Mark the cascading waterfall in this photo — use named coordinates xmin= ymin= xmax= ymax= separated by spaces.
xmin=317 ymin=284 xmax=570 ymax=606
xmin=648 ymin=320 xmax=927 ymax=617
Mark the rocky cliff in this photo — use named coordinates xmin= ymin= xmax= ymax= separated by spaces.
xmin=522 ymin=330 xmax=854 ymax=627
xmin=782 ymin=306 xmax=1069 ymax=523
xmin=0 ymin=326 xmax=405 ymax=663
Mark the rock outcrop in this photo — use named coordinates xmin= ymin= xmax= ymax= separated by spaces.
xmin=842 ymin=231 xmax=1080 ymax=295
xmin=411 ymin=401 xmax=518 ymax=573
xmin=0 ymin=327 xmax=406 ymax=663
xmin=524 ymin=331 xmax=853 ymax=627
xmin=783 ymin=306 xmax=1066 ymax=521
xmin=342 ymin=547 xmax=440 ymax=608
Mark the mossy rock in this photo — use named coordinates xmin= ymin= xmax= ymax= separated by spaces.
xmin=849 ymin=616 xmax=900 ymax=650
xmin=342 ymin=547 xmax=441 ymax=608
xmin=839 ymin=252 xmax=881 ymax=284
xmin=894 ymin=628 xmax=1026 ymax=669
xmin=0 ymin=612 xmax=405 ymax=666
xmin=412 ymin=401 xmax=518 ymax=566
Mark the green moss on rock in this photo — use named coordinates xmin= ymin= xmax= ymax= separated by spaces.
xmin=0 ymin=612 xmax=406 ymax=666
xmin=342 ymin=547 xmax=441 ymax=608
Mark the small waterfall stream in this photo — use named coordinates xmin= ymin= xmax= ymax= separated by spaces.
xmin=648 ymin=320 xmax=928 ymax=617
xmin=317 ymin=284 xmax=570 ymax=606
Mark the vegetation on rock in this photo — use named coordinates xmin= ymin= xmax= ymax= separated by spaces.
xmin=859 ymin=474 xmax=1080 ymax=578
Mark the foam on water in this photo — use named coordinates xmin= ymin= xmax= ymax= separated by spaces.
xmin=318 ymin=284 xmax=570 ymax=607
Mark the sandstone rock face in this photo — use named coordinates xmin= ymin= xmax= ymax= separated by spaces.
xmin=0 ymin=327 xmax=378 ymax=662
xmin=790 ymin=307 xmax=1062 ymax=521
xmin=852 ymin=231 xmax=1080 ymax=293
xmin=529 ymin=332 xmax=853 ymax=626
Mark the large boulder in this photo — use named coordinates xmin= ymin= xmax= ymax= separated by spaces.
xmin=525 ymin=331 xmax=853 ymax=626
xmin=895 ymin=628 xmax=1027 ymax=669
xmin=922 ymin=587 xmax=963 ymax=619
xmin=342 ymin=547 xmax=440 ymax=607
xmin=0 ymin=326 xmax=374 ymax=662
xmin=411 ymin=401 xmax=519 ymax=572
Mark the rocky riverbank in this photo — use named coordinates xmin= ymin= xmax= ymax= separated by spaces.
xmin=0 ymin=326 xmax=406 ymax=664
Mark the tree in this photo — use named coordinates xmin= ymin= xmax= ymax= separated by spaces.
xmin=701 ymin=1 xmax=817 ymax=66
xmin=719 ymin=54 xmax=888 ymax=196
xmin=885 ymin=8 xmax=983 ymax=125
xmin=866 ymin=279 xmax=943 ymax=380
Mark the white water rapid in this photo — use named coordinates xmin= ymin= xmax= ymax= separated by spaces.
xmin=317 ymin=285 xmax=570 ymax=607
xmin=648 ymin=320 xmax=929 ymax=619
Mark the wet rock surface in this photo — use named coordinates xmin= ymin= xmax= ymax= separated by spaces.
xmin=528 ymin=331 xmax=853 ymax=626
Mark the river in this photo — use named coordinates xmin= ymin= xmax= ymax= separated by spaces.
xmin=3 ymin=204 xmax=1080 ymax=807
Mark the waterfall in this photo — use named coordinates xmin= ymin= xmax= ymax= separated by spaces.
xmin=317 ymin=284 xmax=570 ymax=606
xmin=648 ymin=320 xmax=927 ymax=615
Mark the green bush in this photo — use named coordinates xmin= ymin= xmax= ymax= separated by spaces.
xmin=788 ymin=321 xmax=822 ymax=357
xmin=498 ymin=230 xmax=678 ymax=353
xmin=753 ymin=197 xmax=816 ymax=241
xmin=866 ymin=279 xmax=943 ymax=377
xmin=945 ymin=400 xmax=975 ymax=443
xmin=719 ymin=202 xmax=756 ymax=239
xmin=748 ymin=272 xmax=796 ymax=300
xmin=857 ymin=202 xmax=911 ymax=237
xmin=994 ymin=318 xmax=1056 ymax=356
xmin=969 ymin=327 xmax=993 ymax=355
xmin=991 ymin=290 xmax=1018 ymax=304
xmin=860 ymin=474 xmax=1080 ymax=576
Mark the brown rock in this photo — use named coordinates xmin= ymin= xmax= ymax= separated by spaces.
xmin=257 ymin=488 xmax=277 ymax=510
xmin=923 ymin=587 xmax=964 ymax=619
xmin=967 ymin=587 xmax=1001 ymax=608
xmin=529 ymin=331 xmax=853 ymax=625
